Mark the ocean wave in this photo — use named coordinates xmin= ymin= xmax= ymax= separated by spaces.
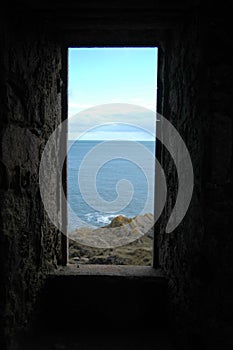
xmin=84 ymin=212 xmax=125 ymax=226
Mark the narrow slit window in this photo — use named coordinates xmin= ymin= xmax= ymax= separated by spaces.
xmin=68 ymin=47 xmax=158 ymax=266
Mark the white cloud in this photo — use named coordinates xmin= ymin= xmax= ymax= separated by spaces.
xmin=67 ymin=103 xmax=157 ymax=140
xmin=68 ymin=131 xmax=155 ymax=141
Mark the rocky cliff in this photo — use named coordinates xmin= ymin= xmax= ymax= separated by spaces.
xmin=69 ymin=213 xmax=154 ymax=265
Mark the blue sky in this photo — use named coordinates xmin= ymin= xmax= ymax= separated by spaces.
xmin=68 ymin=48 xmax=158 ymax=140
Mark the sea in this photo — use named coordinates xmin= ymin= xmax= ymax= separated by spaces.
xmin=68 ymin=140 xmax=155 ymax=232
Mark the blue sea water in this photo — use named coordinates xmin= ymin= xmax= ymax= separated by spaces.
xmin=68 ymin=140 xmax=155 ymax=232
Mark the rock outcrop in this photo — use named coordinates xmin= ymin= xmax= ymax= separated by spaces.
xmin=69 ymin=213 xmax=154 ymax=249
xmin=69 ymin=213 xmax=154 ymax=266
xmin=107 ymin=215 xmax=133 ymax=228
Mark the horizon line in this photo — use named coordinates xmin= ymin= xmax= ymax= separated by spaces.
xmin=68 ymin=139 xmax=155 ymax=141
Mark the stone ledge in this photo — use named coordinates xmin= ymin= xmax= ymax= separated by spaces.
xmin=49 ymin=264 xmax=166 ymax=278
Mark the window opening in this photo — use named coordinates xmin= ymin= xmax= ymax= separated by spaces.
xmin=68 ymin=47 xmax=158 ymax=266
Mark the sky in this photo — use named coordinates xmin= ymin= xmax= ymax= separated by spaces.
xmin=68 ymin=48 xmax=158 ymax=140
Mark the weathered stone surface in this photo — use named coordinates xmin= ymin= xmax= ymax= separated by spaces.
xmin=157 ymin=5 xmax=233 ymax=349
xmin=0 ymin=16 xmax=64 ymax=350
xmin=0 ymin=161 xmax=9 ymax=190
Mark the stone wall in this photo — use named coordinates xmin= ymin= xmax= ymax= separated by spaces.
xmin=0 ymin=2 xmax=233 ymax=350
xmin=200 ymin=5 xmax=233 ymax=348
xmin=158 ymin=4 xmax=233 ymax=349
xmin=0 ymin=15 xmax=64 ymax=349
